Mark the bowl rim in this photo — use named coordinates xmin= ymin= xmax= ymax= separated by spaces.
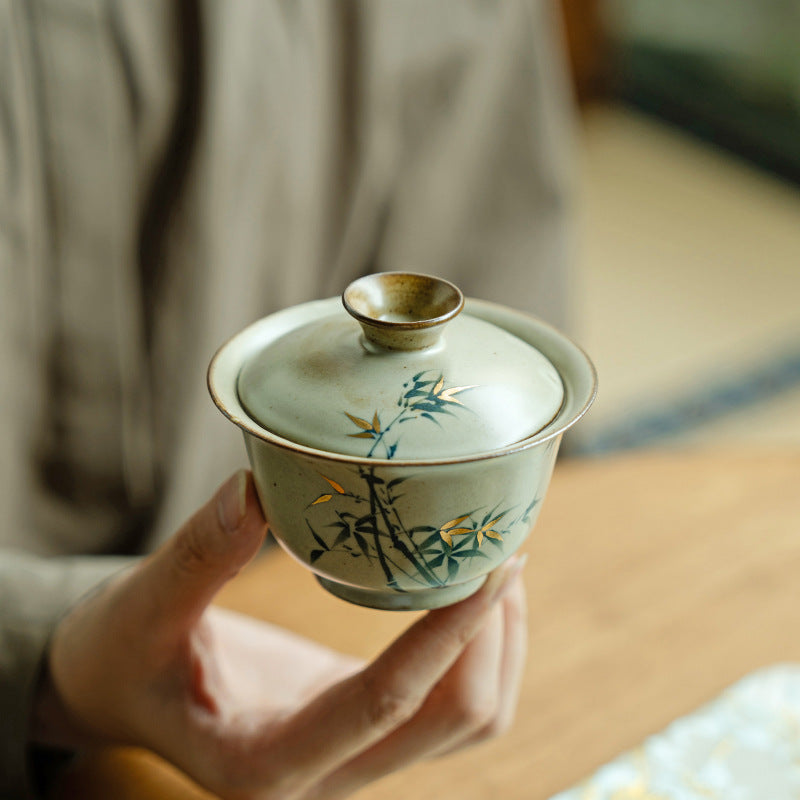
xmin=208 ymin=296 xmax=598 ymax=467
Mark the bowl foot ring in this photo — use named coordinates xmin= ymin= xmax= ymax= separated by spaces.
xmin=315 ymin=575 xmax=488 ymax=611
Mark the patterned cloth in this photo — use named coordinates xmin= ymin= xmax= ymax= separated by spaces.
xmin=551 ymin=666 xmax=800 ymax=800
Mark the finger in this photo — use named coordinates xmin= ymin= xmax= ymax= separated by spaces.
xmin=435 ymin=572 xmax=528 ymax=755
xmin=312 ymin=603 xmax=505 ymax=800
xmin=133 ymin=470 xmax=266 ymax=629
xmin=241 ymin=556 xmax=526 ymax=798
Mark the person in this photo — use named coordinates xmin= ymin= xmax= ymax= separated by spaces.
xmin=0 ymin=1 xmax=576 ymax=797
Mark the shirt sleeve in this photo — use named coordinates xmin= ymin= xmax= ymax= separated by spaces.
xmin=0 ymin=552 xmax=135 ymax=799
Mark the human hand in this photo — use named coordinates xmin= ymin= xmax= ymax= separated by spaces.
xmin=35 ymin=471 xmax=528 ymax=800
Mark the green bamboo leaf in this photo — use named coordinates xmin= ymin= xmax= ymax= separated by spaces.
xmin=409 ymin=525 xmax=437 ymax=534
xmin=447 ymin=557 xmax=459 ymax=580
xmin=428 ymin=553 xmax=446 ymax=569
xmin=487 ymin=537 xmax=504 ymax=550
xmin=310 ymin=549 xmax=325 ymax=563
xmin=420 ymin=531 xmax=445 ymax=549
xmin=387 ymin=477 xmax=408 ymax=489
xmin=306 ymin=521 xmax=329 ymax=551
xmin=333 ymin=527 xmax=352 ymax=547
xmin=454 ymin=547 xmax=490 ymax=559
xmin=353 ymin=532 xmax=371 ymax=558
xmin=412 ymin=402 xmax=442 ymax=413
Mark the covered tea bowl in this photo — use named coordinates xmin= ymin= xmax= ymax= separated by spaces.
xmin=208 ymin=273 xmax=596 ymax=610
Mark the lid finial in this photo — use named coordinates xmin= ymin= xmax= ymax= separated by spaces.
xmin=343 ymin=272 xmax=464 ymax=351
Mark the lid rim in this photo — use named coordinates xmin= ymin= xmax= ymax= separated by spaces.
xmin=208 ymin=297 xmax=597 ymax=468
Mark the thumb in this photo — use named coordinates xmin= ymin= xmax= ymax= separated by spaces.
xmin=143 ymin=470 xmax=267 ymax=628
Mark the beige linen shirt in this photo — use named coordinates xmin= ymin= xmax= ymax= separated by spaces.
xmin=0 ymin=0 xmax=575 ymax=795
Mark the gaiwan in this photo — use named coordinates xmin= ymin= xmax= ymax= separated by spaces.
xmin=208 ymin=272 xmax=596 ymax=610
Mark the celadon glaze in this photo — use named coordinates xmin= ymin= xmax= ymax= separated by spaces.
xmin=208 ymin=273 xmax=596 ymax=610
xmin=236 ymin=274 xmax=564 ymax=459
xmin=245 ymin=434 xmax=559 ymax=609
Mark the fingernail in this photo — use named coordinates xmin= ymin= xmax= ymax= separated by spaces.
xmin=482 ymin=554 xmax=528 ymax=601
xmin=217 ymin=470 xmax=249 ymax=533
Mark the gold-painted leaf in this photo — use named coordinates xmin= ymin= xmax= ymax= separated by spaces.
xmin=323 ymin=476 xmax=345 ymax=494
xmin=346 ymin=412 xmax=373 ymax=430
xmin=372 ymin=411 xmax=381 ymax=433
xmin=433 ymin=376 xmax=445 ymax=395
xmin=311 ymin=494 xmax=332 ymax=505
xmin=440 ymin=514 xmax=470 ymax=531
xmin=440 ymin=385 xmax=478 ymax=405
xmin=477 ymin=530 xmax=484 ymax=546
xmin=447 ymin=528 xmax=473 ymax=537
xmin=484 ymin=531 xmax=503 ymax=541
xmin=348 ymin=431 xmax=375 ymax=439
xmin=440 ymin=530 xmax=453 ymax=547
xmin=480 ymin=515 xmax=505 ymax=532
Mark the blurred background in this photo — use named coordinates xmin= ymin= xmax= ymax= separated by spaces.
xmin=559 ymin=0 xmax=800 ymax=455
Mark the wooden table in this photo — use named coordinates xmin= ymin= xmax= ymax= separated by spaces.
xmin=56 ymin=449 xmax=800 ymax=799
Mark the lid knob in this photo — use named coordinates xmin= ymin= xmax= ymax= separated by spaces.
xmin=343 ymin=272 xmax=464 ymax=351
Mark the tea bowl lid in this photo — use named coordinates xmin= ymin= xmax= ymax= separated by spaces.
xmin=236 ymin=273 xmax=564 ymax=460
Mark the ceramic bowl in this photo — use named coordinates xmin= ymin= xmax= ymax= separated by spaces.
xmin=208 ymin=273 xmax=596 ymax=610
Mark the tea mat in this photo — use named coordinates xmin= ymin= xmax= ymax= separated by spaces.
xmin=549 ymin=665 xmax=800 ymax=799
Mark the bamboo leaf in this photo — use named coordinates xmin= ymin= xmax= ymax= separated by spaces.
xmin=428 ymin=553 xmax=446 ymax=569
xmin=456 ymin=547 xmax=490 ymax=559
xmin=346 ymin=412 xmax=373 ymax=430
xmin=485 ymin=531 xmax=503 ymax=541
xmin=409 ymin=525 xmax=437 ymax=534
xmin=305 ymin=521 xmax=329 ymax=551
xmin=348 ymin=431 xmax=375 ymax=439
xmin=440 ymin=530 xmax=453 ymax=547
xmin=311 ymin=494 xmax=333 ymax=505
xmin=420 ymin=531 xmax=445 ymax=549
xmin=439 ymin=385 xmax=478 ymax=405
xmin=372 ymin=411 xmax=381 ymax=433
xmin=353 ymin=532 xmax=371 ymax=558
xmin=323 ymin=476 xmax=346 ymax=494
xmin=480 ymin=514 xmax=506 ymax=531
xmin=333 ymin=527 xmax=352 ymax=547
xmin=433 ymin=376 xmax=445 ymax=395
xmin=447 ymin=557 xmax=459 ymax=580
xmin=310 ymin=549 xmax=325 ymax=563
xmin=412 ymin=402 xmax=442 ymax=413
xmin=441 ymin=515 xmax=470 ymax=531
